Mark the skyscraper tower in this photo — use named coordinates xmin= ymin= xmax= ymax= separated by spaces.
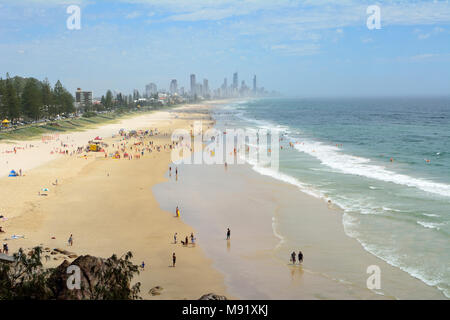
xmin=170 ymin=79 xmax=178 ymax=94
xmin=253 ymin=75 xmax=257 ymax=93
xmin=190 ymin=74 xmax=196 ymax=95
xmin=233 ymin=72 xmax=238 ymax=90
xmin=203 ymin=79 xmax=209 ymax=96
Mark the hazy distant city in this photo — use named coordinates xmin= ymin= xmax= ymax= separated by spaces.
xmin=75 ymin=72 xmax=277 ymax=112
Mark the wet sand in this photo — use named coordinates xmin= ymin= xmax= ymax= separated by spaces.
xmin=153 ymin=161 xmax=445 ymax=299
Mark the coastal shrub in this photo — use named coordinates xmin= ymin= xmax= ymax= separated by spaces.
xmin=82 ymin=111 xmax=97 ymax=118
xmin=0 ymin=247 xmax=141 ymax=300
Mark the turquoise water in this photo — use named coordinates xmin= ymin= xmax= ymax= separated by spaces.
xmin=212 ymin=97 xmax=450 ymax=298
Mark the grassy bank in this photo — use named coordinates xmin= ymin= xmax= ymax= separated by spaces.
xmin=0 ymin=107 xmax=172 ymax=142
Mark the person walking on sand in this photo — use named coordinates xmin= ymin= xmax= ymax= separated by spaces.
xmin=185 ymin=236 xmax=188 ymax=246
xmin=169 ymin=166 xmax=172 ymax=177
xmin=174 ymin=232 xmax=178 ymax=244
xmin=172 ymin=252 xmax=176 ymax=267
xmin=190 ymin=232 xmax=194 ymax=243
xmin=68 ymin=234 xmax=73 ymax=246
xmin=226 ymin=228 xmax=231 ymax=240
xmin=298 ymin=251 xmax=303 ymax=264
xmin=291 ymin=251 xmax=296 ymax=264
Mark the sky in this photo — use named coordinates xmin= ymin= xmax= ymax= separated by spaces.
xmin=0 ymin=0 xmax=449 ymax=97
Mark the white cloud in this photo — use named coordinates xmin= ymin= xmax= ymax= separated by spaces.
xmin=125 ymin=11 xmax=142 ymax=19
xmin=270 ymin=43 xmax=320 ymax=56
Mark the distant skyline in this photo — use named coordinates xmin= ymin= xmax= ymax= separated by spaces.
xmin=1 ymin=0 xmax=449 ymax=97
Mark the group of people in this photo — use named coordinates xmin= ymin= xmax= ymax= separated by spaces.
xmin=174 ymin=232 xmax=196 ymax=247
xmin=290 ymin=251 xmax=303 ymax=265
xmin=169 ymin=166 xmax=178 ymax=180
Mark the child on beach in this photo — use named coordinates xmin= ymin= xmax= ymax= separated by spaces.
xmin=68 ymin=234 xmax=73 ymax=246
xmin=174 ymin=233 xmax=177 ymax=244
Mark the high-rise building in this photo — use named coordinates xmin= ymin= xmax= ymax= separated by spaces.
xmin=233 ymin=72 xmax=238 ymax=90
xmin=253 ymin=75 xmax=257 ymax=93
xmin=170 ymin=79 xmax=178 ymax=94
xmin=203 ymin=79 xmax=209 ymax=96
xmin=133 ymin=89 xmax=140 ymax=100
xmin=179 ymin=87 xmax=185 ymax=95
xmin=196 ymin=83 xmax=203 ymax=96
xmin=190 ymin=74 xmax=196 ymax=95
xmin=145 ymin=83 xmax=157 ymax=97
xmin=75 ymin=88 xmax=92 ymax=111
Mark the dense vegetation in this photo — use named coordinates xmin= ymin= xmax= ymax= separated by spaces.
xmin=0 ymin=74 xmax=75 ymax=122
xmin=0 ymin=247 xmax=141 ymax=300
xmin=0 ymin=74 xmax=142 ymax=124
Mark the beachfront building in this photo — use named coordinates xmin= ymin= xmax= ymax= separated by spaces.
xmin=190 ymin=74 xmax=196 ymax=96
xmin=203 ymin=79 xmax=209 ymax=97
xmin=75 ymin=88 xmax=93 ymax=112
xmin=145 ymin=83 xmax=157 ymax=97
xmin=170 ymin=79 xmax=178 ymax=95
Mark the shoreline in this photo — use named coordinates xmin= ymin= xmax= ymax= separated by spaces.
xmin=0 ymin=102 xmax=233 ymax=299
xmin=1 ymin=98 xmax=446 ymax=300
xmin=152 ymin=102 xmax=446 ymax=300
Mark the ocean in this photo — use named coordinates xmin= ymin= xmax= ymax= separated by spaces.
xmin=211 ymin=97 xmax=450 ymax=298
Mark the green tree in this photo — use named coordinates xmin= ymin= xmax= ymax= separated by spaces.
xmin=53 ymin=80 xmax=74 ymax=116
xmin=0 ymin=77 xmax=6 ymax=119
xmin=41 ymin=78 xmax=53 ymax=117
xmin=21 ymin=78 xmax=43 ymax=120
xmin=4 ymin=73 xmax=21 ymax=121
xmin=105 ymin=90 xmax=113 ymax=109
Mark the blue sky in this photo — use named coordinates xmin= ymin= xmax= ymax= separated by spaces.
xmin=0 ymin=0 xmax=449 ymax=97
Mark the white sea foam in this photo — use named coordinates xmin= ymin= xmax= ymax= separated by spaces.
xmin=423 ymin=213 xmax=440 ymax=218
xmin=292 ymin=141 xmax=450 ymax=198
xmin=417 ymin=221 xmax=444 ymax=230
xmin=271 ymin=217 xmax=285 ymax=249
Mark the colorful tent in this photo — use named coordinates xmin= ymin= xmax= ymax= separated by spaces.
xmin=8 ymin=170 xmax=18 ymax=177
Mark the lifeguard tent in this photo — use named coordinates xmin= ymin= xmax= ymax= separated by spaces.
xmin=2 ymin=119 xmax=11 ymax=128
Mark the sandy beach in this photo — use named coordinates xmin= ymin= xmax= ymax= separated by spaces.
xmin=1 ymin=100 xmax=446 ymax=300
xmin=0 ymin=103 xmax=229 ymax=299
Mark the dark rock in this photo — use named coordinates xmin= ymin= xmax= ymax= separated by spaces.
xmin=198 ymin=293 xmax=228 ymax=300
xmin=149 ymin=286 xmax=163 ymax=296
xmin=47 ymin=255 xmax=107 ymax=300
